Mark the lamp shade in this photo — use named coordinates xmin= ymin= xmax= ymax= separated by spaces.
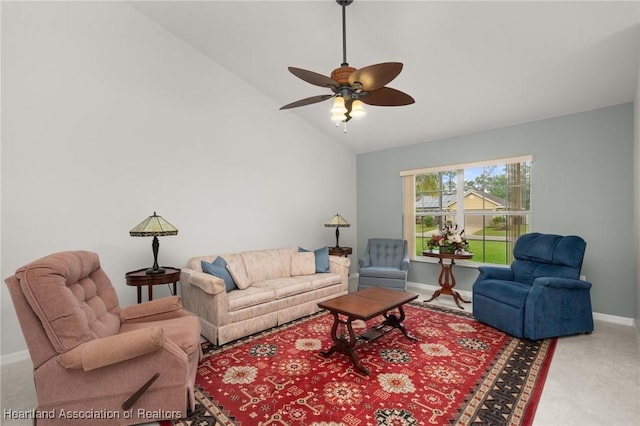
xmin=324 ymin=213 xmax=350 ymax=228
xmin=130 ymin=212 xmax=178 ymax=237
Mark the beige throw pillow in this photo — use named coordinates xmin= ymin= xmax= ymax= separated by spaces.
xmin=291 ymin=252 xmax=315 ymax=276
xmin=226 ymin=261 xmax=251 ymax=289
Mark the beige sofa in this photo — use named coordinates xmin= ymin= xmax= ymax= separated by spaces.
xmin=181 ymin=247 xmax=350 ymax=345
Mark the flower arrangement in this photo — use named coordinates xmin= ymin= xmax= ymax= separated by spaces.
xmin=427 ymin=223 xmax=471 ymax=254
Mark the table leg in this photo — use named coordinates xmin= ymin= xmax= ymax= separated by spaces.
xmin=380 ymin=305 xmax=419 ymax=342
xmin=137 ymin=286 xmax=142 ymax=304
xmin=425 ymin=258 xmax=471 ymax=309
xmin=147 ymin=285 xmax=153 ymax=302
xmin=320 ymin=313 xmax=369 ymax=375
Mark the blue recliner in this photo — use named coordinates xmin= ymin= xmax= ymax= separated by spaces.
xmin=472 ymin=233 xmax=594 ymax=340
xmin=358 ymin=238 xmax=410 ymax=291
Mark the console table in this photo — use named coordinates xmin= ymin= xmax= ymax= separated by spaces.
xmin=125 ymin=267 xmax=180 ymax=303
xmin=422 ymin=251 xmax=472 ymax=309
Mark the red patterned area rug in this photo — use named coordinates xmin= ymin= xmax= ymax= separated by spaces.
xmin=162 ymin=302 xmax=556 ymax=426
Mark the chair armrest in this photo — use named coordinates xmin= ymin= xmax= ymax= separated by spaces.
xmin=120 ymin=296 xmax=185 ymax=323
xmin=358 ymin=244 xmax=371 ymax=268
xmin=532 ymin=277 xmax=592 ymax=290
xmin=400 ymin=252 xmax=410 ymax=271
xmin=476 ymin=265 xmax=513 ymax=281
xmin=57 ymin=327 xmax=165 ymax=371
xmin=184 ymin=269 xmax=226 ymax=295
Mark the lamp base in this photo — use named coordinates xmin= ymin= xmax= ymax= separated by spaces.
xmin=146 ymin=267 xmax=166 ymax=275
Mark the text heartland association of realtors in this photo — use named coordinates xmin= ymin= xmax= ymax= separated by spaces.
xmin=3 ymin=408 xmax=183 ymax=421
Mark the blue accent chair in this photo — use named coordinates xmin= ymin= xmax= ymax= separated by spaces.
xmin=472 ymin=233 xmax=594 ymax=340
xmin=358 ymin=238 xmax=410 ymax=291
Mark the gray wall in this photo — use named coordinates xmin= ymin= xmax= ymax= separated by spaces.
xmin=1 ymin=2 xmax=357 ymax=358
xmin=358 ymin=103 xmax=635 ymax=318
xmin=634 ymin=50 xmax=640 ymax=348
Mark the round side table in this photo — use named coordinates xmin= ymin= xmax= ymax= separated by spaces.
xmin=125 ymin=267 xmax=180 ymax=304
xmin=328 ymin=246 xmax=352 ymax=257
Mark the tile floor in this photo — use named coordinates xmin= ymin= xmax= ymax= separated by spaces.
xmin=1 ymin=284 xmax=639 ymax=425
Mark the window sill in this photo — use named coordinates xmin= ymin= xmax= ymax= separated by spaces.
xmin=411 ymin=256 xmax=503 ymax=270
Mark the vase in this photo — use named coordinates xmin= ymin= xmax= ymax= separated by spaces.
xmin=439 ymin=245 xmax=455 ymax=254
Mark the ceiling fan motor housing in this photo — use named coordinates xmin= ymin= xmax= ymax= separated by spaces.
xmin=331 ymin=66 xmax=357 ymax=85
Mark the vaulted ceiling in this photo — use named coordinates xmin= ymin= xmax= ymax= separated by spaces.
xmin=131 ymin=1 xmax=640 ymax=154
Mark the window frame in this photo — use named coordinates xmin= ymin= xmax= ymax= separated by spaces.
xmin=401 ymin=155 xmax=533 ymax=266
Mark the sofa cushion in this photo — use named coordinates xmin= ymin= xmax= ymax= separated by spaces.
xmin=226 ymin=261 xmax=251 ymax=290
xmin=299 ymin=246 xmax=330 ymax=273
xmin=227 ymin=287 xmax=276 ymax=312
xmin=201 ymin=257 xmax=237 ymax=292
xmin=241 ymin=249 xmax=292 ymax=284
xmin=307 ymin=273 xmax=342 ymax=290
xmin=359 ymin=266 xmax=407 ymax=280
xmin=252 ymin=278 xmax=313 ymax=300
xmin=291 ymin=252 xmax=315 ymax=276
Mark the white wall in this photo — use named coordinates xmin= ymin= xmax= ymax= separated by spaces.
xmin=0 ymin=2 xmax=357 ymax=358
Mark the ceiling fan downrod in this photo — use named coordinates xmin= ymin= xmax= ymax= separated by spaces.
xmin=337 ymin=0 xmax=353 ymax=67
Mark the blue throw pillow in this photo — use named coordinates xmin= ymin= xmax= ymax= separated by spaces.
xmin=201 ymin=257 xmax=237 ymax=292
xmin=299 ymin=246 xmax=330 ymax=273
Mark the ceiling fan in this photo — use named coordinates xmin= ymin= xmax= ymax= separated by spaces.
xmin=279 ymin=0 xmax=415 ymax=128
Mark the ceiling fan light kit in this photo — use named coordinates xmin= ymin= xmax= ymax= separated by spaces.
xmin=280 ymin=0 xmax=414 ymax=133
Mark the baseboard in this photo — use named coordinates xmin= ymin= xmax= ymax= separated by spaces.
xmin=406 ymin=281 xmax=634 ymax=326
xmin=0 ymin=349 xmax=30 ymax=366
xmin=592 ymin=312 xmax=635 ymax=326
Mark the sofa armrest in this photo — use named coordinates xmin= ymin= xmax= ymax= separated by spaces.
xmin=183 ymin=269 xmax=226 ymax=295
xmin=120 ymin=296 xmax=185 ymax=323
xmin=476 ymin=265 xmax=513 ymax=282
xmin=57 ymin=327 xmax=165 ymax=371
xmin=329 ymin=255 xmax=350 ymax=292
xmin=329 ymin=255 xmax=350 ymax=270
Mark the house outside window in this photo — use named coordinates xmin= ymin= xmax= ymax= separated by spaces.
xmin=401 ymin=155 xmax=532 ymax=265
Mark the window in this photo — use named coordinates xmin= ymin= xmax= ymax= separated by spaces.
xmin=401 ymin=155 xmax=532 ymax=265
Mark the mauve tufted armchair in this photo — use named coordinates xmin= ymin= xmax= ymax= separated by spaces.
xmin=4 ymin=250 xmax=202 ymax=425
xmin=358 ymin=238 xmax=410 ymax=291
xmin=472 ymin=233 xmax=594 ymax=340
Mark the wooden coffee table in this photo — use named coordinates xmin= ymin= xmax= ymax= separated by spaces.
xmin=317 ymin=287 xmax=419 ymax=375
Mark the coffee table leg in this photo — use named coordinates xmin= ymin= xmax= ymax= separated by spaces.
xmin=320 ymin=313 xmax=369 ymax=375
xmin=381 ymin=305 xmax=418 ymax=342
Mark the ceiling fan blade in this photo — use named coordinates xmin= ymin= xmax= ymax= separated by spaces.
xmin=348 ymin=62 xmax=403 ymax=91
xmin=288 ymin=67 xmax=339 ymax=89
xmin=361 ymin=87 xmax=415 ymax=107
xmin=280 ymin=94 xmax=334 ymax=110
